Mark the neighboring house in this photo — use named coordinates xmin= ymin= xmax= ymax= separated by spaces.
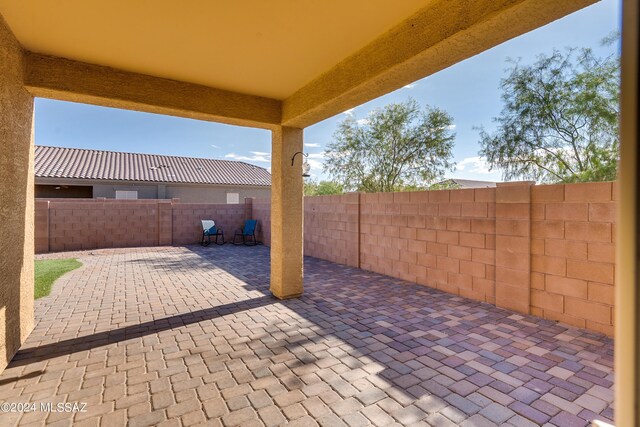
xmin=431 ymin=178 xmax=499 ymax=189
xmin=35 ymin=146 xmax=271 ymax=203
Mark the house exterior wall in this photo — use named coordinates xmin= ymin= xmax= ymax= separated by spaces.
xmin=92 ymin=183 xmax=159 ymax=199
xmin=35 ymin=184 xmax=93 ymax=198
xmin=165 ymin=185 xmax=270 ymax=203
xmin=0 ymin=15 xmax=35 ymax=372
xmin=34 ymin=178 xmax=270 ymax=203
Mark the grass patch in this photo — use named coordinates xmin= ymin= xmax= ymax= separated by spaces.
xmin=34 ymin=259 xmax=82 ymax=299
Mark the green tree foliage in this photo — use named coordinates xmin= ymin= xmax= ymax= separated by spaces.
xmin=479 ymin=44 xmax=620 ymax=183
xmin=304 ymin=180 xmax=344 ymax=196
xmin=324 ymin=99 xmax=455 ymax=192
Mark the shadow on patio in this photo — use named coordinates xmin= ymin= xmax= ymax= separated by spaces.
xmin=0 ymin=245 xmax=614 ymax=427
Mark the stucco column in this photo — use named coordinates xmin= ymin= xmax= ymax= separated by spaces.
xmin=616 ymin=0 xmax=639 ymax=425
xmin=270 ymin=126 xmax=304 ymax=299
xmin=0 ymin=16 xmax=35 ymax=371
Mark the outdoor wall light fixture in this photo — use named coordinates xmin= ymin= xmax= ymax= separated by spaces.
xmin=291 ymin=151 xmax=311 ymax=178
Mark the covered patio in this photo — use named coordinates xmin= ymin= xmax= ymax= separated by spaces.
xmin=0 ymin=246 xmax=613 ymax=426
xmin=2 ymin=0 xmax=639 ymax=425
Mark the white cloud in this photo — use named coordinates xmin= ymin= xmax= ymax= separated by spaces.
xmin=342 ymin=108 xmax=355 ymax=116
xmin=211 ymin=144 xmax=219 ymax=149
xmin=356 ymin=118 xmax=369 ymax=126
xmin=304 ymin=142 xmax=321 ymax=148
xmin=306 ymin=158 xmax=323 ymax=171
xmin=455 ymin=156 xmax=493 ymax=175
xmin=447 ymin=124 xmax=456 ymax=130
xmin=305 ymin=153 xmax=325 ymax=171
xmin=225 ymin=152 xmax=271 ymax=163
xmin=224 ymin=151 xmax=327 ymax=174
xmin=403 ymin=83 xmax=417 ymax=89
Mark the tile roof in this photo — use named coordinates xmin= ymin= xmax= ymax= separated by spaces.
xmin=35 ymin=146 xmax=271 ymax=187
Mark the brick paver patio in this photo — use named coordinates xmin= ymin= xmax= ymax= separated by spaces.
xmin=0 ymin=245 xmax=613 ymax=426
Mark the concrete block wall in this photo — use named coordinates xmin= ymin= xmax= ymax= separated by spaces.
xmin=495 ymin=182 xmax=533 ymax=314
xmin=158 ymin=200 xmax=173 ymax=245
xmin=253 ymin=198 xmax=271 ymax=247
xmin=34 ymin=200 xmax=50 ymax=253
xmin=304 ymin=193 xmax=360 ymax=268
xmin=171 ymin=203 xmax=246 ymax=245
xmin=46 ymin=199 xmax=160 ymax=251
xmin=529 ymin=182 xmax=616 ymax=336
xmin=359 ymin=188 xmax=497 ymax=303
xmin=304 ymin=182 xmax=616 ymax=336
xmin=35 ymin=198 xmax=253 ymax=251
xmin=34 ymin=182 xmax=616 ymax=335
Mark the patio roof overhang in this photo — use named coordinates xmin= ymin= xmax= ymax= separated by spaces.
xmin=10 ymin=3 xmax=640 ymax=425
xmin=1 ymin=0 xmax=596 ymax=129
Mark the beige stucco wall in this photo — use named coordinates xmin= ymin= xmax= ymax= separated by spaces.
xmin=0 ymin=16 xmax=35 ymax=371
xmin=92 ymin=183 xmax=159 ymax=199
xmin=269 ymin=127 xmax=304 ymax=299
xmin=165 ymin=185 xmax=270 ymax=204
xmin=35 ymin=178 xmax=270 ymax=203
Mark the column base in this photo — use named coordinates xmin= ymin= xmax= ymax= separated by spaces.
xmin=271 ymin=291 xmax=303 ymax=300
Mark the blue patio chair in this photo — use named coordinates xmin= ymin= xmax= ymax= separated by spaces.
xmin=233 ymin=219 xmax=258 ymax=246
xmin=201 ymin=220 xmax=224 ymax=246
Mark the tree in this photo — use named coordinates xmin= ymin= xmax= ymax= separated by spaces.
xmin=323 ymin=99 xmax=455 ymax=192
xmin=304 ymin=180 xmax=344 ymax=196
xmin=478 ymin=44 xmax=620 ymax=183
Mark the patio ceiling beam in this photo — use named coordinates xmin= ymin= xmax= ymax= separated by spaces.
xmin=22 ymin=52 xmax=282 ymax=130
xmin=281 ymin=0 xmax=597 ymax=128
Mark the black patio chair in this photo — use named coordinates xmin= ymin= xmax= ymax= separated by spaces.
xmin=201 ymin=220 xmax=224 ymax=246
xmin=233 ymin=220 xmax=258 ymax=246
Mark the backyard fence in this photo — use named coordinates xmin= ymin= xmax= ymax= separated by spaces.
xmin=35 ymin=181 xmax=616 ymax=336
xmin=302 ymin=181 xmax=616 ymax=336
xmin=35 ymin=197 xmax=252 ymax=253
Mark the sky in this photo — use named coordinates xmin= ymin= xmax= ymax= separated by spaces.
xmin=34 ymin=0 xmax=621 ymax=183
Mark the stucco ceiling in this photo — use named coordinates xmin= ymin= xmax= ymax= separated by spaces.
xmin=0 ymin=0 xmax=429 ymax=100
